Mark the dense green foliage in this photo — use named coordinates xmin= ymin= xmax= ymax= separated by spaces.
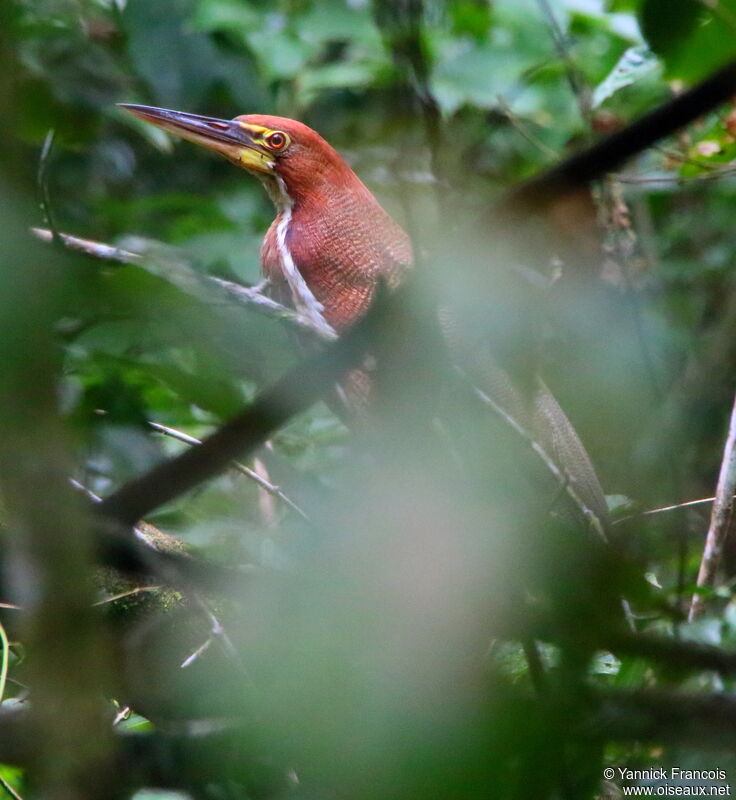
xmin=5 ymin=1 xmax=736 ymax=798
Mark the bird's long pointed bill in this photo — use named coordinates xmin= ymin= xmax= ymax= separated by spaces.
xmin=118 ymin=103 xmax=274 ymax=173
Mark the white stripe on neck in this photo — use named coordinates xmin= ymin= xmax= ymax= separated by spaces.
xmin=273 ymin=175 xmax=336 ymax=338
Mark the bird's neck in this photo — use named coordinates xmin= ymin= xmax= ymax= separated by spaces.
xmin=258 ymin=172 xmax=342 ymax=338
xmin=260 ymin=166 xmax=366 ymax=217
xmin=260 ymin=173 xmax=295 ymax=215
xmin=258 ymin=167 xmax=387 ymax=337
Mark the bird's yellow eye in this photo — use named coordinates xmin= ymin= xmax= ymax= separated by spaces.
xmin=266 ymin=131 xmax=288 ymax=150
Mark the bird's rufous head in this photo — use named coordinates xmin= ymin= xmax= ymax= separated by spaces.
xmin=119 ymin=104 xmax=358 ymax=204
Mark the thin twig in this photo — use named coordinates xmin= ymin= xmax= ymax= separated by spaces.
xmin=616 ymin=166 xmax=736 ymax=185
xmin=190 ymin=592 xmax=243 ymax=668
xmin=112 ymin=706 xmax=131 ymax=727
xmin=180 ymin=637 xmax=213 ymax=669
xmin=209 ymin=276 xmax=336 ymax=339
xmin=372 ymin=0 xmax=444 ymax=186
xmin=0 ymin=622 xmax=8 ymax=704
xmin=536 ymin=0 xmax=592 ymax=126
xmin=614 ymin=495 xmax=722 ymax=525
xmin=496 ymin=96 xmax=559 ymax=159
xmin=653 ymin=144 xmax=721 ymax=171
xmin=92 ymin=586 xmax=163 ymax=607
xmin=689 ymin=393 xmax=736 ymax=621
xmin=32 ymin=226 xmax=144 ymax=265
xmin=149 ymin=421 xmax=309 ymax=521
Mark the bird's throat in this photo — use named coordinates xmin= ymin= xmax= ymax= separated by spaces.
xmin=259 ymin=173 xmax=336 ymax=339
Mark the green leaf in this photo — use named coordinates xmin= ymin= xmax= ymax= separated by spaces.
xmin=115 ymin=712 xmax=154 ymax=733
xmin=433 ymin=39 xmax=524 ymax=113
xmin=640 ymin=0 xmax=700 ymax=63
xmin=639 ymin=0 xmax=736 ymax=82
xmin=192 ymin=0 xmax=261 ymax=33
xmin=592 ymin=45 xmax=659 ymax=107
xmin=449 ymin=0 xmax=494 ymax=39
xmin=297 ymin=61 xmax=379 ymax=105
xmin=134 ymin=359 xmax=245 ymax=418
xmin=606 ymin=0 xmax=642 ymax=11
xmin=0 ymin=765 xmax=25 ymax=798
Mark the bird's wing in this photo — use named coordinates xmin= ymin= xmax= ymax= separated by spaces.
xmin=440 ymin=305 xmax=609 ymax=535
xmin=531 ymin=378 xmax=609 ymax=528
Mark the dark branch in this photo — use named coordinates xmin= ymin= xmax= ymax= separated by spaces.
xmin=98 ymin=284 xmax=398 ymax=527
xmin=606 ymin=629 xmax=736 ymax=677
xmin=503 ymin=60 xmax=736 ymax=212
xmin=592 ymin=688 xmax=736 ymax=748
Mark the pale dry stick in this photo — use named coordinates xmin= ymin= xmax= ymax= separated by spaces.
xmin=30 ymin=227 xmax=335 ymax=341
xmin=180 ymin=637 xmax=213 ymax=669
xmin=689 ymin=393 xmax=736 ymax=621
xmin=189 ymin=592 xmax=242 ymax=667
xmin=253 ymin=456 xmax=277 ymax=527
xmin=0 ymin=774 xmax=24 ymax=800
xmin=149 ymin=421 xmax=308 ymax=522
xmin=92 ymin=586 xmax=163 ymax=607
xmin=614 ymin=495 xmax=723 ymax=525
xmin=209 ymin=275 xmax=336 ymax=340
xmin=112 ymin=706 xmax=131 ymax=727
xmin=32 ymin=227 xmax=142 ymax=265
xmin=0 ymin=622 xmax=8 ymax=704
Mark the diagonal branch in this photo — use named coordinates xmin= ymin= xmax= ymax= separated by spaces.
xmin=503 ymin=60 xmax=736 ymax=212
xmin=30 ymin=227 xmax=335 ymax=340
xmin=97 ymin=285 xmax=397 ymax=527
xmin=689 ymin=391 xmax=736 ymax=620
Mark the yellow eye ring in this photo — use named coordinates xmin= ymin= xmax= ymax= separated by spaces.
xmin=266 ymin=131 xmax=288 ymax=150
